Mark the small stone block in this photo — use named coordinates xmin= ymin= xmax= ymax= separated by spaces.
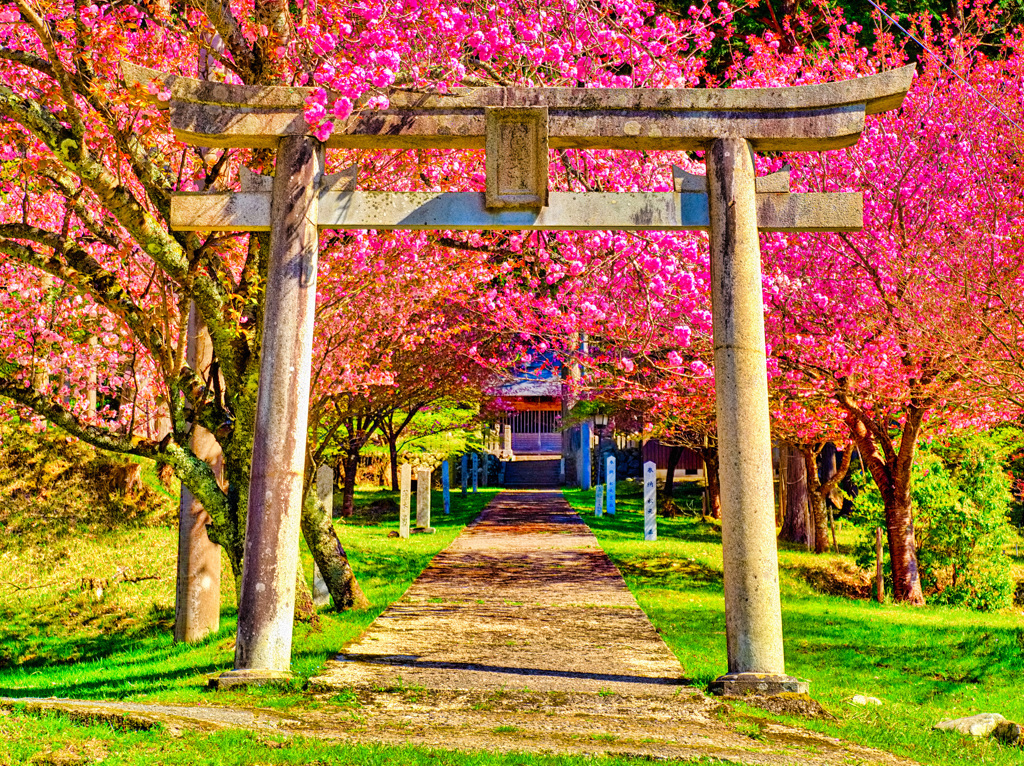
xmin=412 ymin=526 xmax=436 ymax=535
xmin=935 ymin=713 xmax=1006 ymax=737
xmin=708 ymin=672 xmax=809 ymax=696
xmin=209 ymin=669 xmax=294 ymax=690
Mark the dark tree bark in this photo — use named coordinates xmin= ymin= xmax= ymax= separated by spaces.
xmin=778 ymin=443 xmax=810 ymax=546
xmin=339 ymin=452 xmax=359 ymax=518
xmin=802 ymin=442 xmax=853 ymax=554
xmin=700 ymin=446 xmax=721 ymax=519
xmin=663 ymin=444 xmax=685 ymax=503
xmin=844 ymin=407 xmax=925 ymax=605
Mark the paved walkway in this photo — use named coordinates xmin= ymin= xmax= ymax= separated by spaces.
xmin=313 ymin=491 xmax=687 ymax=695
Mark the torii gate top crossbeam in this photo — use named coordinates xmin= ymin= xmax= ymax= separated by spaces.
xmin=123 ymin=63 xmax=914 ymax=152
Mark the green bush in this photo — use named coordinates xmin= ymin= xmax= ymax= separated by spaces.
xmin=851 ymin=429 xmax=1017 ymax=611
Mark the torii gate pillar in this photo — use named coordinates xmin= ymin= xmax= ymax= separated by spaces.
xmin=217 ymin=136 xmax=323 ymax=687
xmin=705 ymin=138 xmax=791 ymax=693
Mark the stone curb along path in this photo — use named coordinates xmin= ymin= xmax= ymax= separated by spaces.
xmin=5 ymin=491 xmax=918 ymax=765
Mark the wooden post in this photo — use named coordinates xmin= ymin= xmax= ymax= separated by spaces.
xmin=875 ymin=527 xmax=885 ymax=603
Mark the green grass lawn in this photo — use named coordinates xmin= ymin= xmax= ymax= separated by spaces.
xmin=565 ymin=482 xmax=1024 ymax=766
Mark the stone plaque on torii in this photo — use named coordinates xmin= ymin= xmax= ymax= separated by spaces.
xmin=124 ymin=62 xmax=913 ymax=693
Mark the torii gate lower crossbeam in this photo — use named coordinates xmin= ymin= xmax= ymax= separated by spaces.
xmin=123 ymin=63 xmax=913 ymax=695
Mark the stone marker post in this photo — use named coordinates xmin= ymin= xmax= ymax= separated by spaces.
xmin=416 ymin=467 xmax=433 ymax=531
xmin=595 ymin=484 xmax=603 ymax=517
xmin=606 ymin=455 xmax=616 ymax=516
xmin=218 ymin=136 xmax=323 ymax=688
xmin=644 ymin=461 xmax=657 ymax=542
xmin=559 ymin=457 xmax=565 ymax=485
xmin=580 ymin=422 xmax=592 ymax=491
xmin=399 ymin=464 xmax=412 ymax=539
xmin=460 ymin=454 xmax=468 ymax=497
xmin=480 ymin=452 xmax=489 ymax=487
xmin=706 ymin=138 xmax=798 ymax=696
xmin=472 ymin=453 xmax=479 ymax=493
xmin=311 ymin=465 xmax=334 ymax=607
xmin=442 ymin=460 xmax=451 ymax=515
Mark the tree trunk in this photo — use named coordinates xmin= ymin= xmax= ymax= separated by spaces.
xmin=664 ymin=444 xmax=684 ymax=502
xmin=300 ymin=482 xmax=369 ymax=610
xmin=700 ymin=446 xmax=721 ymax=519
xmin=778 ymin=443 xmax=809 ymax=545
xmin=802 ymin=446 xmax=830 ymax=554
xmin=339 ymin=453 xmax=359 ymax=517
xmin=844 ymin=411 xmax=925 ymax=604
xmin=389 ymin=437 xmax=399 ymax=491
xmin=885 ymin=476 xmax=925 ymax=604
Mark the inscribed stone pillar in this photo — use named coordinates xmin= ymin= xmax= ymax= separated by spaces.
xmin=595 ymin=485 xmax=603 ymax=517
xmin=461 ymin=454 xmax=468 ymax=496
xmin=502 ymin=423 xmax=513 ymax=456
xmin=472 ymin=453 xmax=479 ymax=493
xmin=399 ymin=464 xmax=411 ymax=539
xmin=222 ymin=136 xmax=323 ymax=685
xmin=644 ymin=461 xmax=657 ymax=542
xmin=442 ymin=460 xmax=450 ymax=515
xmin=580 ymin=422 xmax=592 ymax=491
xmin=480 ymin=453 xmax=489 ymax=487
xmin=311 ymin=465 xmax=333 ymax=607
xmin=175 ymin=303 xmax=221 ymax=645
xmin=606 ymin=455 xmax=616 ymax=516
xmin=416 ymin=467 xmax=432 ymax=530
xmin=706 ymin=137 xmax=796 ymax=694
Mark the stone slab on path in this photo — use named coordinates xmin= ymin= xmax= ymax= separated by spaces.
xmin=313 ymin=491 xmax=686 ymax=695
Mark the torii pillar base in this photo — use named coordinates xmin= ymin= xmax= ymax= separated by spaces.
xmin=209 ymin=668 xmax=294 ymax=690
xmin=709 ymin=672 xmax=809 ymax=697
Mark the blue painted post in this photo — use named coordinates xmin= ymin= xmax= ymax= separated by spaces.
xmin=580 ymin=422 xmax=592 ymax=491
xmin=442 ymin=460 xmax=450 ymax=515
xmin=644 ymin=461 xmax=657 ymax=541
xmin=472 ymin=453 xmax=479 ymax=493
xmin=606 ymin=455 xmax=616 ymax=515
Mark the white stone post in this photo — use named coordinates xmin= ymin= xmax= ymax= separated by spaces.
xmin=311 ymin=465 xmax=334 ymax=607
xmin=416 ymin=467 xmax=432 ymax=531
xmin=605 ymin=455 xmax=616 ymax=516
xmin=644 ymin=461 xmax=657 ymax=542
xmin=442 ymin=460 xmax=450 ymax=515
xmin=706 ymin=137 xmax=801 ymax=695
xmin=219 ymin=136 xmax=323 ymax=687
xmin=399 ymin=464 xmax=411 ymax=539
xmin=594 ymin=484 xmax=603 ymax=517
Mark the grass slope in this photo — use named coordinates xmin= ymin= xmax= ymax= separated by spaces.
xmin=564 ymin=482 xmax=1024 ymax=766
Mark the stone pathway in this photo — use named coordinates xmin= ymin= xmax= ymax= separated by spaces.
xmin=312 ymin=491 xmax=685 ymax=695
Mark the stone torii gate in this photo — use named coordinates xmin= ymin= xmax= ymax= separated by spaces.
xmin=124 ymin=62 xmax=913 ymax=693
